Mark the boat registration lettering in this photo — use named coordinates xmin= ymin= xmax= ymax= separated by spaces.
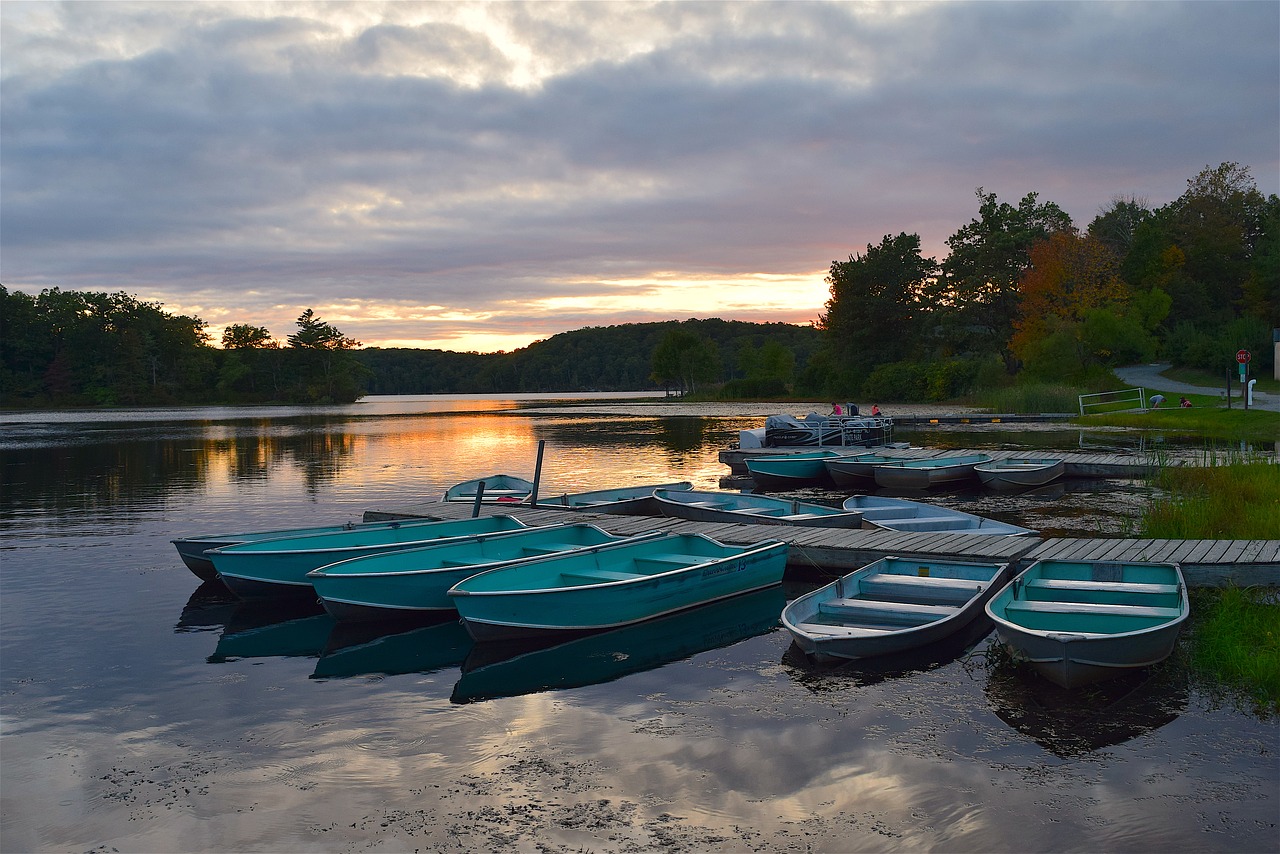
xmin=703 ymin=559 xmax=746 ymax=578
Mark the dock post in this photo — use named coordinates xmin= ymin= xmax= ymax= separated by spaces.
xmin=531 ymin=440 xmax=546 ymax=506
xmin=471 ymin=481 xmax=485 ymax=518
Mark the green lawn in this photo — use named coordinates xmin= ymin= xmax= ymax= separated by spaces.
xmin=1081 ymin=401 xmax=1280 ymax=442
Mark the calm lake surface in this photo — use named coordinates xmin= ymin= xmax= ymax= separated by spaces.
xmin=2 ymin=395 xmax=1275 ymax=853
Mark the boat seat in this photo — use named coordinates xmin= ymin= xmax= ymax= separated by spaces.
xmin=1025 ymin=578 xmax=1179 ymax=596
xmin=440 ymin=558 xmax=490 ymax=567
xmin=559 ymin=569 xmax=643 ymax=584
xmin=792 ymin=622 xmax=894 ymax=637
xmin=1005 ymin=600 xmax=1183 ymax=619
xmin=876 ymin=518 xmax=971 ymax=531
xmin=639 ymin=553 xmax=697 ymax=565
xmin=860 ymin=573 xmax=984 ymax=605
xmin=818 ymin=597 xmax=957 ymax=625
xmin=728 ymin=507 xmax=783 ymax=515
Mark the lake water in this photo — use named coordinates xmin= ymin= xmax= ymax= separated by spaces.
xmin=2 ymin=395 xmax=1275 ymax=852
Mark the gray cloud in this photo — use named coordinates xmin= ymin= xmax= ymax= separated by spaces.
xmin=2 ymin=1 xmax=1276 ymax=347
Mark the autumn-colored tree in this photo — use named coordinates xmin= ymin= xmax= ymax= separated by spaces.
xmin=936 ymin=190 xmax=1074 ymax=372
xmin=1013 ymin=232 xmax=1167 ymax=378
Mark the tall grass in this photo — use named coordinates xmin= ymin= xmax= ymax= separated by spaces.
xmin=1142 ymin=456 xmax=1280 ymax=538
xmin=969 ymin=383 xmax=1083 ymax=414
xmin=1185 ymin=586 xmax=1280 ymax=716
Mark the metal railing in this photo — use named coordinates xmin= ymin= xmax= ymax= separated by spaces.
xmin=1078 ymin=387 xmax=1146 ymax=416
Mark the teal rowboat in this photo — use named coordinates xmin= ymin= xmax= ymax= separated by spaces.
xmin=841 ymin=495 xmax=1036 ymax=536
xmin=975 ymin=458 xmax=1065 ymax=490
xmin=782 ymin=556 xmax=1009 ymax=661
xmin=822 ymin=454 xmax=909 ymax=488
xmin=985 ymin=559 xmax=1190 ymax=689
xmin=531 ymin=482 xmax=693 ymax=515
xmin=448 ymin=533 xmax=789 ymax=641
xmin=442 ymin=474 xmax=535 ymax=503
xmin=744 ymin=449 xmax=854 ymax=488
xmin=654 ymin=488 xmax=864 ymax=528
xmin=209 ymin=515 xmax=529 ymax=599
xmin=309 ymin=523 xmax=661 ymax=622
xmin=872 ymin=454 xmax=993 ymax=489
xmin=172 ymin=518 xmax=441 ymax=582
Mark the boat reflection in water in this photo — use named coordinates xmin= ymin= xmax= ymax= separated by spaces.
xmin=175 ymin=581 xmax=243 ymax=633
xmin=782 ymin=613 xmax=998 ymax=692
xmin=206 ymin=601 xmax=335 ymax=663
xmin=311 ymin=617 xmax=473 ymax=680
xmin=451 ymin=585 xmax=786 ymax=704
xmin=983 ymin=648 xmax=1189 ymax=758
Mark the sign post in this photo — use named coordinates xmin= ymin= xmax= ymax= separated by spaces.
xmin=1237 ymin=350 xmax=1251 ymax=409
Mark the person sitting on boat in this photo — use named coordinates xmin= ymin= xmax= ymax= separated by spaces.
xmin=871 ymin=404 xmax=881 ymax=416
xmin=1179 ymin=396 xmax=1191 ymax=408
xmin=830 ymin=403 xmax=843 ymax=416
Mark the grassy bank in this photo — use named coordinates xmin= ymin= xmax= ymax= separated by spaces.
xmin=1142 ymin=457 xmax=1280 ymax=539
xmin=1083 ymin=404 xmax=1280 ymax=443
xmin=1141 ymin=455 xmax=1279 ymax=713
xmin=1184 ymin=586 xmax=1280 ymax=715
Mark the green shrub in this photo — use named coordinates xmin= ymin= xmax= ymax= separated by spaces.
xmin=718 ymin=377 xmax=790 ymax=399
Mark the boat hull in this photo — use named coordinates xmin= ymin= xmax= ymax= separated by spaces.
xmin=449 ymin=534 xmax=788 ymax=641
xmin=744 ymin=450 xmax=847 ymax=488
xmin=171 ymin=519 xmax=441 ymax=582
xmin=985 ymin=559 xmax=1189 ymax=689
xmin=822 ymin=455 xmax=905 ymax=487
xmin=782 ymin=556 xmax=1009 ymax=661
xmin=841 ymin=495 xmax=1036 ymax=536
xmin=443 ymin=475 xmax=535 ymax=503
xmin=655 ymin=489 xmax=863 ymax=528
xmin=209 ymin=516 xmax=529 ymax=598
xmin=975 ymin=458 xmax=1065 ymax=490
xmin=871 ymin=454 xmax=992 ymax=489
xmin=531 ymin=482 xmax=693 ymax=515
xmin=309 ymin=524 xmax=657 ymax=621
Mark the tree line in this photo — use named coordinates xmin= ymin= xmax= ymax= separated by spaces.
xmin=812 ymin=162 xmax=1277 ymax=401
xmin=2 ymin=162 xmax=1273 ymax=407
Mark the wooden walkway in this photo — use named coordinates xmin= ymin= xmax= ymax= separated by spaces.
xmin=719 ymin=446 xmax=1230 ymax=479
xmin=365 ymin=501 xmax=1280 ymax=589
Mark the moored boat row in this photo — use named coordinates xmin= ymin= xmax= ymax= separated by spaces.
xmin=785 ymin=555 xmax=1190 ymax=687
xmin=172 ymin=509 xmax=1188 ymax=691
xmin=173 ymin=513 xmax=790 ymax=641
xmin=741 ymin=449 xmax=1066 ymax=490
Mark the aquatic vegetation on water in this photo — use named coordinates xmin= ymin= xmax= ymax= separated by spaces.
xmin=1185 ymin=586 xmax=1280 ymax=716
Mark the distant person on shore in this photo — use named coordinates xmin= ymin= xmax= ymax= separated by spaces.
xmin=830 ymin=403 xmax=843 ymax=416
xmin=1179 ymin=396 xmax=1192 ymax=408
xmin=1150 ymin=394 xmax=1165 ymax=408
xmin=871 ymin=404 xmax=882 ymax=416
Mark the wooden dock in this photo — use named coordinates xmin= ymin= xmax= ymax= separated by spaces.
xmin=364 ymin=501 xmax=1280 ymax=589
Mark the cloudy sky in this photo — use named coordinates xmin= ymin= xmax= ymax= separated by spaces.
xmin=2 ymin=1 xmax=1277 ymax=353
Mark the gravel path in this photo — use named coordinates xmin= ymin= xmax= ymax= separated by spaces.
xmin=1113 ymin=362 xmax=1278 ymax=412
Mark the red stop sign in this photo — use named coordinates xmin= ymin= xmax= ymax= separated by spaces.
xmin=1236 ymin=349 xmax=1251 ymax=364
